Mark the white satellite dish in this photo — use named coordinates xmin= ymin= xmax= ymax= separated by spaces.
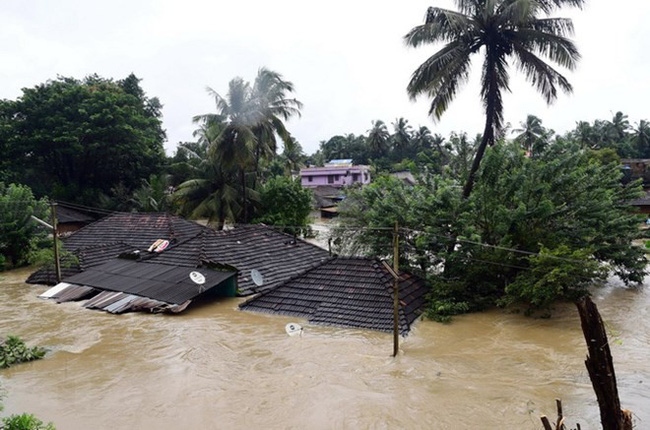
xmin=189 ymin=271 xmax=206 ymax=285
xmin=285 ymin=323 xmax=303 ymax=337
xmin=251 ymin=269 xmax=264 ymax=286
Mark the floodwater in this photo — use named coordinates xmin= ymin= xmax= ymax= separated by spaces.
xmin=0 ymin=267 xmax=649 ymax=429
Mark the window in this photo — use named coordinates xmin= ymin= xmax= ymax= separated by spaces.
xmin=307 ymin=176 xmax=313 ymax=182
xmin=364 ymin=173 xmax=368 ymax=181
xmin=334 ymin=175 xmax=340 ymax=181
xmin=328 ymin=175 xmax=334 ymax=184
xmin=352 ymin=173 xmax=359 ymax=182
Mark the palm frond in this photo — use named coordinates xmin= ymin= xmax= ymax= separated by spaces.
xmin=512 ymin=44 xmax=573 ymax=103
xmin=408 ymin=41 xmax=473 ymax=120
xmin=405 ymin=7 xmax=473 ymax=47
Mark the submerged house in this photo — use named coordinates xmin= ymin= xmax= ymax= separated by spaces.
xmin=239 ymin=257 xmax=429 ymax=334
xmin=30 ymin=213 xmax=331 ymax=314
xmin=40 ymin=259 xmax=237 ymax=314
xmin=30 ymin=213 xmax=430 ymax=332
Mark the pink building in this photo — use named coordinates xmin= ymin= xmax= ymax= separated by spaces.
xmin=300 ymin=159 xmax=371 ymax=188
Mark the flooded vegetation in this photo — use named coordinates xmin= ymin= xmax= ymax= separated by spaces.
xmin=1 ymin=267 xmax=649 ymax=429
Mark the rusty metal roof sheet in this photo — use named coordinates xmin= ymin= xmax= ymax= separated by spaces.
xmin=239 ymin=257 xmax=429 ymax=334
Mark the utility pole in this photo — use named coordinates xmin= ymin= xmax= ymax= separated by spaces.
xmin=392 ymin=221 xmax=399 ymax=357
xmin=50 ymin=201 xmax=62 ymax=283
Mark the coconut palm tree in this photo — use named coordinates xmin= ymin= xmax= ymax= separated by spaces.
xmin=192 ymin=68 xmax=301 ymax=223
xmin=391 ymin=117 xmax=413 ymax=160
xmin=366 ymin=120 xmax=390 ymax=158
xmin=249 ymin=68 xmax=303 ymax=182
xmin=405 ymin=0 xmax=583 ymax=197
xmin=634 ymin=119 xmax=650 ymax=158
xmin=512 ymin=114 xmax=551 ymax=157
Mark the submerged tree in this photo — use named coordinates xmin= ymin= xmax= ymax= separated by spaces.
xmin=405 ymin=0 xmax=583 ymax=197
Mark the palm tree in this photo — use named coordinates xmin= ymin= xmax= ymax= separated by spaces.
xmin=391 ymin=117 xmax=413 ymax=160
xmin=512 ymin=114 xmax=551 ymax=156
xmin=193 ymin=69 xmax=301 ymax=223
xmin=405 ymin=0 xmax=582 ymax=197
xmin=366 ymin=120 xmax=390 ymax=158
xmin=173 ymin=159 xmax=243 ymax=230
xmin=632 ymin=119 xmax=650 ymax=158
xmin=250 ymin=68 xmax=303 ymax=182
xmin=412 ymin=125 xmax=434 ymax=152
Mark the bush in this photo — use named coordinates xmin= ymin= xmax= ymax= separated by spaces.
xmin=1 ymin=413 xmax=55 ymax=430
xmin=0 ymin=336 xmax=46 ymax=369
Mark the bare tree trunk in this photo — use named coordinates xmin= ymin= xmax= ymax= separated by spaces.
xmin=575 ymin=297 xmax=633 ymax=430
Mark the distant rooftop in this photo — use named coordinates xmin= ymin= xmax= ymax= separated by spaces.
xmin=326 ymin=159 xmax=353 ymax=166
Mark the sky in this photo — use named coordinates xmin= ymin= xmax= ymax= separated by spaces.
xmin=1 ymin=0 xmax=649 ymax=156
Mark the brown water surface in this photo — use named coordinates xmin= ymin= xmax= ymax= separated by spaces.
xmin=0 ymin=267 xmax=648 ymax=429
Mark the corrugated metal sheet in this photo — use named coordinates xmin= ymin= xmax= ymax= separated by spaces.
xmin=63 ymin=259 xmax=236 ymax=305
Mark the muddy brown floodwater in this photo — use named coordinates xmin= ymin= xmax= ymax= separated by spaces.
xmin=0 ymin=267 xmax=649 ymax=429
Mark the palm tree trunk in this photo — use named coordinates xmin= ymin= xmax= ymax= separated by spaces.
xmin=462 ymin=53 xmax=500 ymax=199
xmin=462 ymin=120 xmax=493 ymax=198
xmin=241 ymin=168 xmax=247 ymax=223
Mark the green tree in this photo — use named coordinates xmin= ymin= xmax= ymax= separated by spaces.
xmin=405 ymin=0 xmax=583 ymax=198
xmin=633 ymin=119 xmax=650 ymax=158
xmin=249 ymin=68 xmax=303 ymax=183
xmin=390 ymin=117 xmax=413 ymax=161
xmin=172 ymin=152 xmax=244 ymax=230
xmin=0 ymin=183 xmax=49 ymax=268
xmin=0 ymin=75 xmax=165 ymax=205
xmin=192 ymin=68 xmax=301 ymax=223
xmin=512 ymin=114 xmax=551 ymax=156
xmin=366 ymin=120 xmax=390 ymax=159
xmin=130 ymin=174 xmax=172 ymax=212
xmin=337 ymin=140 xmax=645 ymax=319
xmin=253 ymin=176 xmax=312 ymax=236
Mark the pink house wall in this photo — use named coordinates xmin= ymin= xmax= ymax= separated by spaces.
xmin=300 ymin=166 xmax=371 ymax=188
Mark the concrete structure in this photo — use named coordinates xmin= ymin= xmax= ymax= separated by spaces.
xmin=300 ymin=159 xmax=371 ymax=188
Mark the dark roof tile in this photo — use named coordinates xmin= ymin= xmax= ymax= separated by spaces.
xmin=240 ymin=257 xmax=429 ymax=334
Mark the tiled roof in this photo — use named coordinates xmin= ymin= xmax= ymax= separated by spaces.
xmin=27 ymin=214 xmax=331 ymax=297
xmin=151 ymin=225 xmax=332 ymax=295
xmin=239 ymin=257 xmax=429 ymax=334
xmin=55 ymin=204 xmax=96 ymax=224
xmin=63 ymin=212 xmax=205 ymax=252
xmin=27 ymin=213 xmax=206 ymax=285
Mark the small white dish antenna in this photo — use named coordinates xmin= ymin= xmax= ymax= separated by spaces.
xmin=251 ymin=269 xmax=264 ymax=286
xmin=189 ymin=271 xmax=206 ymax=285
xmin=285 ymin=323 xmax=302 ymax=337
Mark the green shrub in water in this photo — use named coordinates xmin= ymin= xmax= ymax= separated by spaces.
xmin=1 ymin=413 xmax=56 ymax=430
xmin=0 ymin=336 xmax=46 ymax=369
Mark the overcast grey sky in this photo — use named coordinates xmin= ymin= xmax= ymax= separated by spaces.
xmin=2 ymin=1 xmax=648 ymax=155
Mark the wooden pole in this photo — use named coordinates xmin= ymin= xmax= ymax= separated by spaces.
xmin=50 ymin=201 xmax=62 ymax=283
xmin=392 ymin=221 xmax=399 ymax=357
xmin=576 ymin=297 xmax=633 ymax=430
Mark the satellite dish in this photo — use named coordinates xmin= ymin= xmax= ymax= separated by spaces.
xmin=285 ymin=323 xmax=302 ymax=337
xmin=251 ymin=269 xmax=264 ymax=286
xmin=189 ymin=271 xmax=206 ymax=285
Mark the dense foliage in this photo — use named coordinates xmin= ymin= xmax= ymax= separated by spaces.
xmin=0 ymin=336 xmax=46 ymax=369
xmin=337 ymin=141 xmax=646 ymax=320
xmin=0 ymin=184 xmax=49 ymax=269
xmin=174 ymin=68 xmax=302 ymax=228
xmin=0 ymin=74 xmax=165 ymax=205
xmin=253 ymin=176 xmax=312 ymax=236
